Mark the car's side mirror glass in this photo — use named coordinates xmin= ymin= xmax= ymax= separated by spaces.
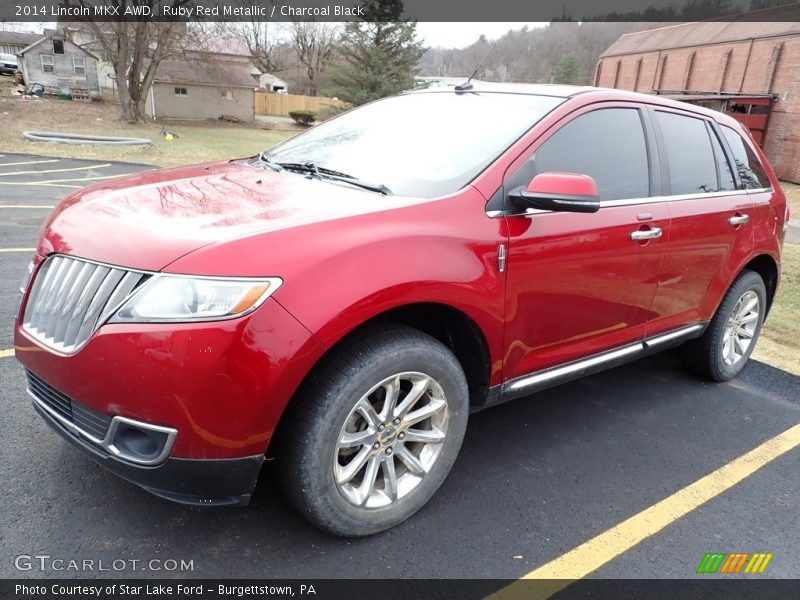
xmin=508 ymin=172 xmax=601 ymax=213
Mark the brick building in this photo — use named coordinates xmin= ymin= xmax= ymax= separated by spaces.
xmin=595 ymin=22 xmax=800 ymax=183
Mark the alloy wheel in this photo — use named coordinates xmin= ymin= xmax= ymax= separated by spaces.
xmin=721 ymin=290 xmax=760 ymax=366
xmin=333 ymin=372 xmax=449 ymax=509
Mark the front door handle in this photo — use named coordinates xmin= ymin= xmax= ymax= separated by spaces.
xmin=729 ymin=213 xmax=750 ymax=226
xmin=630 ymin=227 xmax=662 ymax=241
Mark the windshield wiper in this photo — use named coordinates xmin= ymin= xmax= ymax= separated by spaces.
xmin=274 ymin=161 xmax=393 ymax=195
xmin=256 ymin=153 xmax=284 ymax=171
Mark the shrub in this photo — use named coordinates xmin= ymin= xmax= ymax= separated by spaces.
xmin=318 ymin=104 xmax=347 ymax=121
xmin=288 ymin=110 xmax=317 ymax=127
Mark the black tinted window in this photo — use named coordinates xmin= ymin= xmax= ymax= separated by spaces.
xmin=710 ymin=128 xmax=736 ymax=191
xmin=721 ymin=126 xmax=771 ymax=190
xmin=511 ymin=108 xmax=650 ymax=201
xmin=656 ymin=111 xmax=718 ymax=195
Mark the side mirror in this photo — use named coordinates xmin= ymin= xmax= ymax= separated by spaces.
xmin=509 ymin=172 xmax=601 ymax=213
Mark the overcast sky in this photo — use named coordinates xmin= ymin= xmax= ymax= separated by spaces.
xmin=10 ymin=21 xmax=547 ymax=50
xmin=416 ymin=22 xmax=547 ymax=48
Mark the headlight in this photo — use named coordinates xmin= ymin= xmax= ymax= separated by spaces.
xmin=110 ymin=275 xmax=282 ymax=322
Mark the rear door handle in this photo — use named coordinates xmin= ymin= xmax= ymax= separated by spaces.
xmin=729 ymin=214 xmax=750 ymax=226
xmin=630 ymin=227 xmax=662 ymax=241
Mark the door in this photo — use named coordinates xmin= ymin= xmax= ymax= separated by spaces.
xmin=501 ymin=105 xmax=670 ymax=381
xmin=645 ymin=109 xmax=755 ymax=335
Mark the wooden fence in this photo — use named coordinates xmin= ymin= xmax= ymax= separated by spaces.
xmin=255 ymin=91 xmax=349 ymax=117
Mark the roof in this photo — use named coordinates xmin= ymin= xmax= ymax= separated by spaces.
xmin=0 ymin=31 xmax=42 ymax=48
xmin=409 ymin=83 xmax=605 ymax=98
xmin=153 ymin=59 xmax=256 ymax=88
xmin=602 ymin=21 xmax=800 ymax=57
xmin=658 ymin=92 xmax=775 ymax=102
xmin=18 ymin=35 xmax=98 ymax=59
xmin=408 ymin=83 xmax=740 ymax=124
xmin=190 ymin=36 xmax=251 ymax=57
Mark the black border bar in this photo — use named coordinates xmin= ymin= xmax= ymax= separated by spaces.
xmin=4 ymin=579 xmax=800 ymax=600
xmin=2 ymin=0 xmax=800 ymax=22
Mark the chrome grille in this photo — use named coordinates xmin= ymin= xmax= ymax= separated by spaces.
xmin=23 ymin=255 xmax=149 ymax=354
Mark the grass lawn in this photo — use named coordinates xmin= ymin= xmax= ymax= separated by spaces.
xmin=781 ymin=181 xmax=800 ymax=220
xmin=752 ymin=243 xmax=800 ymax=376
xmin=0 ymin=76 xmax=295 ymax=168
xmin=753 ymin=182 xmax=799 ymax=375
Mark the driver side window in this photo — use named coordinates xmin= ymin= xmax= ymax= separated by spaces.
xmin=506 ymin=108 xmax=651 ymax=202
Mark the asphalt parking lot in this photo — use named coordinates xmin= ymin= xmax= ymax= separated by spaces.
xmin=1 ymin=153 xmax=799 ymax=586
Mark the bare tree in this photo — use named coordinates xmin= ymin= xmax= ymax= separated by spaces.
xmin=237 ymin=17 xmax=288 ymax=75
xmin=74 ymin=0 xmax=195 ymax=122
xmin=290 ymin=22 xmax=338 ymax=96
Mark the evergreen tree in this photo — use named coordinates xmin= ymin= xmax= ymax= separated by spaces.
xmin=551 ymin=51 xmax=582 ymax=85
xmin=330 ymin=0 xmax=426 ymax=105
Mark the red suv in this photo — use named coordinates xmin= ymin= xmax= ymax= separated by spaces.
xmin=15 ymin=85 xmax=787 ymax=536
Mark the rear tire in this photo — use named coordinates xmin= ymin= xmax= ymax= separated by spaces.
xmin=279 ymin=325 xmax=469 ymax=537
xmin=686 ymin=270 xmax=766 ymax=382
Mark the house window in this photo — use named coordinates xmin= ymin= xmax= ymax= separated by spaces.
xmin=222 ymin=89 xmax=233 ymax=100
xmin=41 ymin=54 xmax=54 ymax=73
xmin=72 ymin=57 xmax=85 ymax=76
xmin=175 ymin=87 xmax=188 ymax=96
xmin=53 ymin=39 xmax=64 ymax=54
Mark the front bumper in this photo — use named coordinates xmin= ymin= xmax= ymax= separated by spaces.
xmin=33 ymin=397 xmax=264 ymax=506
xmin=15 ymin=297 xmax=325 ymax=459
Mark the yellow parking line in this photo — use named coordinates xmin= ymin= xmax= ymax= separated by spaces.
xmin=0 ymin=159 xmax=60 ymax=168
xmin=0 ymin=349 xmax=14 ymax=358
xmin=0 ymin=248 xmax=35 ymax=253
xmin=493 ymin=422 xmax=800 ymax=598
xmin=0 ymin=205 xmax=55 ymax=209
xmin=0 ymin=163 xmax=111 ymax=177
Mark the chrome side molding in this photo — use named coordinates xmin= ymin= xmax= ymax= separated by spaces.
xmin=501 ymin=323 xmax=706 ymax=398
xmin=644 ymin=323 xmax=704 ymax=348
xmin=506 ymin=343 xmax=642 ymax=392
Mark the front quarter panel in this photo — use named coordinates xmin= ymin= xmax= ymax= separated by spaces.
xmin=165 ymin=186 xmax=507 ymax=386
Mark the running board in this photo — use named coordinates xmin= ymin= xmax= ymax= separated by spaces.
xmin=479 ymin=323 xmax=706 ymax=408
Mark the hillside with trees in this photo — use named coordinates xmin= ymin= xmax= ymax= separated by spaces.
xmin=418 ymin=22 xmax=661 ymax=86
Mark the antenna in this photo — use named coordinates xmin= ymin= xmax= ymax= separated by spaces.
xmin=455 ymin=41 xmax=497 ymax=92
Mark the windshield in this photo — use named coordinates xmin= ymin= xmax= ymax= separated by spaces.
xmin=263 ymin=92 xmax=564 ymax=198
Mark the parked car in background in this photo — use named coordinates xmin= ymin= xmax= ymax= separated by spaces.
xmin=15 ymin=84 xmax=787 ymax=536
xmin=0 ymin=53 xmax=18 ymax=75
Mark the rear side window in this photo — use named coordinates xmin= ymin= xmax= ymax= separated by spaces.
xmin=519 ymin=108 xmax=650 ymax=201
xmin=720 ymin=126 xmax=771 ymax=190
xmin=655 ymin=111 xmax=718 ymax=195
xmin=709 ymin=128 xmax=736 ymax=192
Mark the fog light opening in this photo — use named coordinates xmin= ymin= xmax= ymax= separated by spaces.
xmin=111 ymin=423 xmax=169 ymax=462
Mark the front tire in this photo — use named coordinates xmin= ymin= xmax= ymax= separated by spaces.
xmin=688 ymin=270 xmax=767 ymax=382
xmin=280 ymin=325 xmax=469 ymax=537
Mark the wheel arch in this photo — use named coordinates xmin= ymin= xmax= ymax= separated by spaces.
xmin=267 ymin=302 xmax=493 ymax=455
xmin=740 ymin=253 xmax=779 ymax=315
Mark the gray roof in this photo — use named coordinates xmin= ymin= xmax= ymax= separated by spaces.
xmin=602 ymin=20 xmax=800 ymax=57
xmin=0 ymin=31 xmax=42 ymax=48
xmin=153 ymin=58 xmax=256 ymax=88
xmin=190 ymin=36 xmax=251 ymax=57
xmin=18 ymin=35 xmax=98 ymax=59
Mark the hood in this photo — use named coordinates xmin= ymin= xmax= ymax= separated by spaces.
xmin=38 ymin=160 xmax=422 ymax=271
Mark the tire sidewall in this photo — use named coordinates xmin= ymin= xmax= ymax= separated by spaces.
xmin=706 ymin=271 xmax=767 ymax=381
xmin=297 ymin=335 xmax=469 ymax=536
